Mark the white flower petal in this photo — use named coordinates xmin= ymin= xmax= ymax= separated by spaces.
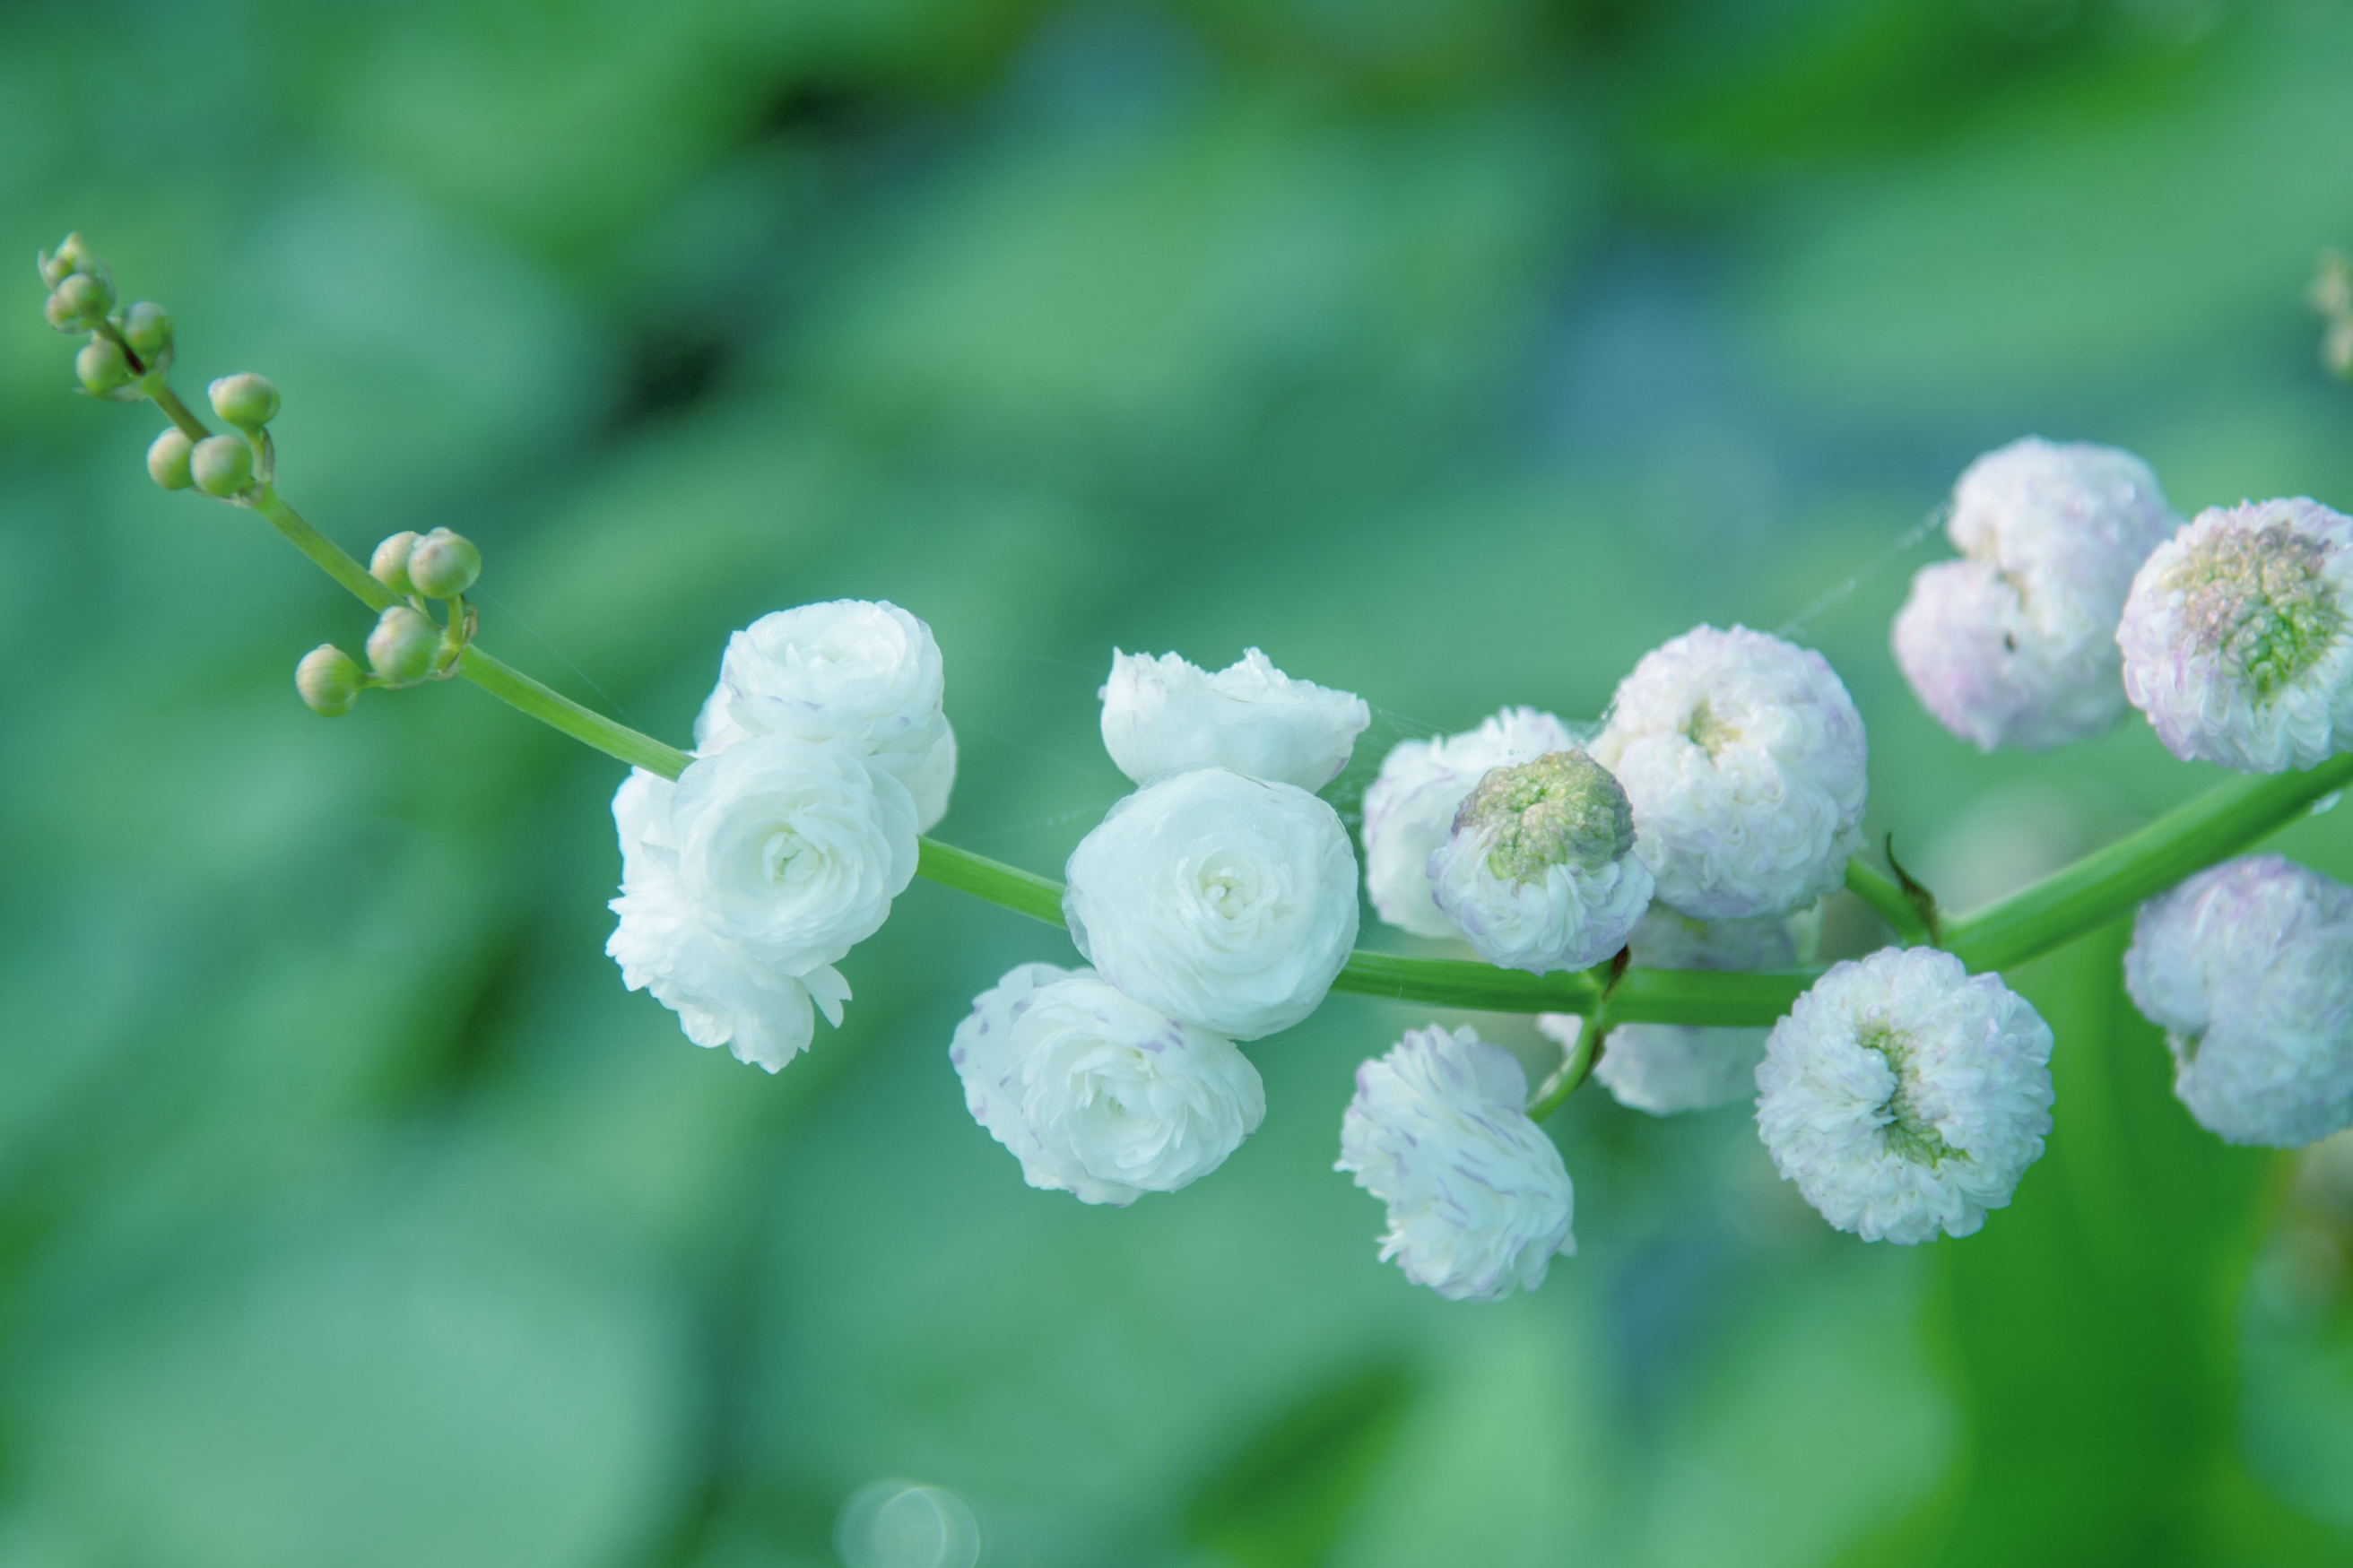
xmin=1099 ymin=646 xmax=1370 ymax=790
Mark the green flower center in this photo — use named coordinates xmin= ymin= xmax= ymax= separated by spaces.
xmin=1861 ymin=1021 xmax=1954 ymax=1165
xmin=2168 ymin=522 xmax=2343 ymax=701
xmin=1457 ymin=750 xmax=1634 ymax=885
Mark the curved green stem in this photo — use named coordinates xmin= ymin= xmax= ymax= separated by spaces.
xmin=1529 ymin=1010 xmax=1609 ymax=1122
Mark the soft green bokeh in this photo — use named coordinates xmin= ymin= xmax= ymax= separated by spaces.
xmin=5 ymin=2 xmax=2353 ymax=1564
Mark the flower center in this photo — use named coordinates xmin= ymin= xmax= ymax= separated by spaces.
xmin=1458 ymin=750 xmax=1634 ymax=885
xmin=1683 ymin=698 xmax=1739 ymax=758
xmin=2168 ymin=522 xmax=2344 ymax=701
xmin=1861 ymin=1021 xmax=1954 ymax=1165
xmin=761 ymin=825 xmax=810 ymax=886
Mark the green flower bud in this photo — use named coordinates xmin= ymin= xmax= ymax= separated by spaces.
xmin=407 ymin=528 xmax=482 ymax=599
xmin=190 ymin=433 xmax=256 ymax=498
xmin=41 ymin=291 xmax=81 ymax=333
xmin=75 ymin=336 xmax=134 ymax=396
xmin=296 ymin=644 xmax=366 ymax=716
xmin=367 ymin=604 xmax=440 ymax=686
xmin=52 ymin=272 xmax=112 ymax=325
xmin=39 ymin=233 xmax=96 ymax=287
xmin=370 ymin=531 xmax=421 ymax=595
xmin=207 ymin=372 xmax=281 ymax=429
xmin=147 ymin=429 xmax=195 ymax=490
xmin=119 ymin=300 xmax=172 ymax=360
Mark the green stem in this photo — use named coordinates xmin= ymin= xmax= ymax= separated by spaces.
xmin=1845 ymin=855 xmax=1934 ymax=946
xmin=1942 ymin=756 xmax=2353 ymax=971
xmin=1528 ymin=1010 xmax=1609 ymax=1122
xmin=915 ymin=838 xmax=1066 ymax=926
xmin=144 ymin=377 xmax=210 ymax=441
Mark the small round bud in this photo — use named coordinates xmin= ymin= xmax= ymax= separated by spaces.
xmin=74 ymin=336 xmax=134 ymax=396
xmin=119 ymin=300 xmax=172 ymax=360
xmin=53 ymin=272 xmax=112 ymax=324
xmin=147 ymin=429 xmax=195 ymax=490
xmin=370 ymin=531 xmax=420 ymax=595
xmin=189 ymin=434 xmax=256 ymax=498
xmin=39 ymin=233 xmax=96 ymax=286
xmin=295 ymin=644 xmax=367 ymax=717
xmin=207 ymin=372 xmax=281 ymax=429
xmin=406 ymin=528 xmax=482 ymax=599
xmin=367 ymin=604 xmax=440 ymax=686
xmin=41 ymin=290 xmax=80 ymax=333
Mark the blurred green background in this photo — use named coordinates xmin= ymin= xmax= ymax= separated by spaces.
xmin=7 ymin=0 xmax=2353 ymax=1563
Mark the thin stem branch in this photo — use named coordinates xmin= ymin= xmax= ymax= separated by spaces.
xmin=1529 ymin=1010 xmax=1609 ymax=1122
xmin=1845 ymin=855 xmax=1934 ymax=946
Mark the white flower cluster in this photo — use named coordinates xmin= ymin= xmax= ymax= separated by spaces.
xmin=2123 ymin=855 xmax=2353 ymax=1147
xmin=1894 ymin=438 xmax=2178 ymax=751
xmin=608 ymin=600 xmax=947 ymax=1070
xmin=948 ymin=647 xmax=1367 ymax=1204
xmin=1884 ymin=439 xmax=2353 ymax=775
xmin=1336 ymin=1025 xmax=1576 ymax=1302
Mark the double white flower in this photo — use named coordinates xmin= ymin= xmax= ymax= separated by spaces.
xmin=951 ymin=963 xmax=1265 ymax=1204
xmin=1593 ymin=625 xmax=1869 ymax=921
xmin=1756 ymin=948 xmax=2053 ymax=1244
xmin=1100 ymin=646 xmax=1369 ymax=790
xmin=697 ymin=599 xmax=958 ymax=829
xmin=2116 ymin=498 xmax=2353 ymax=774
xmin=1428 ymin=749 xmax=1652 ymax=974
xmin=1337 ymin=1025 xmax=1576 ymax=1302
xmin=607 ymin=739 xmax=916 ymax=1070
xmin=2124 ymin=855 xmax=2353 ymax=1147
xmin=1063 ymin=767 xmax=1359 ymax=1039
xmin=610 ymin=599 xmax=948 ymax=1066
xmin=1362 ymin=707 xmax=1579 ymax=938
xmin=1893 ymin=439 xmax=2178 ymax=752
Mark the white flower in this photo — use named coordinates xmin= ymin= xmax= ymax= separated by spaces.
xmin=667 ymin=736 xmax=918 ymax=973
xmin=2123 ymin=854 xmax=2353 ymax=1147
xmin=1064 ymin=768 xmax=1359 ymax=1039
xmin=1098 ymin=647 xmax=1370 ymax=791
xmin=1756 ymin=947 xmax=2053 ymax=1244
xmin=2116 ymin=498 xmax=2353 ymax=773
xmin=1336 ymin=1024 xmax=1576 ymax=1302
xmin=1428 ymin=750 xmax=1652 ymax=974
xmin=1592 ymin=625 xmax=1868 ymax=922
xmin=1362 ymin=707 xmax=1579 ymax=938
xmin=951 ymin=963 xmax=1265 ymax=1205
xmin=1540 ymin=905 xmax=1815 ymax=1115
xmin=1893 ymin=438 xmax=2178 ymax=751
xmin=694 ymin=599 xmax=958 ymax=830
xmin=606 ymin=767 xmax=855 ymax=1071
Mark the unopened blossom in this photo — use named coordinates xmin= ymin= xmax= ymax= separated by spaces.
xmin=1757 ymin=947 xmax=2053 ymax=1244
xmin=695 ymin=599 xmax=959 ymax=829
xmin=1362 ymin=707 xmax=1579 ymax=938
xmin=2123 ymin=855 xmax=2353 ymax=1147
xmin=1099 ymin=647 xmax=1371 ymax=791
xmin=1428 ymin=750 xmax=1652 ymax=973
xmin=1540 ymin=905 xmax=1814 ymax=1115
xmin=2117 ymin=498 xmax=2353 ymax=773
xmin=1593 ymin=625 xmax=1868 ymax=921
xmin=951 ymin=962 xmax=1265 ymax=1205
xmin=1894 ymin=438 xmax=2178 ymax=751
xmin=1064 ymin=768 xmax=1358 ymax=1039
xmin=1336 ymin=1025 xmax=1576 ymax=1302
xmin=606 ymin=767 xmax=855 ymax=1071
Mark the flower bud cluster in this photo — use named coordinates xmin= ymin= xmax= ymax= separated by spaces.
xmin=609 ymin=600 xmax=952 ymax=1070
xmin=39 ymin=235 xmax=176 ymax=401
xmin=2124 ymin=855 xmax=2353 ymax=1147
